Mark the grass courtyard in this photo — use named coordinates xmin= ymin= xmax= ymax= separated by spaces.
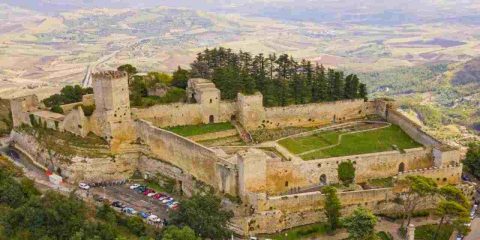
xmin=164 ymin=122 xmax=235 ymax=137
xmin=278 ymin=124 xmax=422 ymax=160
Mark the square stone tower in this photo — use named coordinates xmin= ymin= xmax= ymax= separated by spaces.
xmin=91 ymin=71 xmax=134 ymax=147
xmin=186 ymin=78 xmax=221 ymax=124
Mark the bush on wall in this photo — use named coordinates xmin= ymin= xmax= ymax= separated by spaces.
xmin=338 ymin=160 xmax=355 ymax=186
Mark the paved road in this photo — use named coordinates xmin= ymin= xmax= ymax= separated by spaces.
xmin=465 ymin=217 xmax=480 ymax=240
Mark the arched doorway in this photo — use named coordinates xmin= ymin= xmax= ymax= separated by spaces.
xmin=333 ymin=115 xmax=336 ymax=123
xmin=320 ymin=174 xmax=327 ymax=185
xmin=398 ymin=162 xmax=405 ymax=173
xmin=209 ymin=115 xmax=215 ymax=123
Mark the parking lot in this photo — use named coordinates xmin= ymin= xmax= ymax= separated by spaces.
xmin=87 ymin=183 xmax=179 ymax=225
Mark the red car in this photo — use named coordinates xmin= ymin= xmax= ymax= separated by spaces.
xmin=143 ymin=189 xmax=154 ymax=195
xmin=153 ymin=193 xmax=165 ymax=199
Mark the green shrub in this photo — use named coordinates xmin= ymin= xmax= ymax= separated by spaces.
xmin=338 ymin=161 xmax=355 ymax=186
xmin=81 ymin=104 xmax=95 ymax=116
xmin=50 ymin=105 xmax=64 ymax=114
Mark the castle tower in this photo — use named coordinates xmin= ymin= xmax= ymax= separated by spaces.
xmin=237 ymin=92 xmax=266 ymax=130
xmin=186 ymin=78 xmax=221 ymax=124
xmin=91 ymin=71 xmax=134 ymax=148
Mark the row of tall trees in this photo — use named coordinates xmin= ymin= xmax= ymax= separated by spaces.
xmin=174 ymin=47 xmax=367 ymax=107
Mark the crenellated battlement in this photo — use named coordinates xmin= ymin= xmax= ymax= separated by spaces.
xmin=92 ymin=70 xmax=127 ymax=80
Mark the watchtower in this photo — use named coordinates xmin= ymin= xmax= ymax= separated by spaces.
xmin=186 ymin=78 xmax=221 ymax=124
xmin=91 ymin=71 xmax=134 ymax=145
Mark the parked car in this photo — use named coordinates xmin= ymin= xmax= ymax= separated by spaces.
xmin=143 ymin=189 xmax=155 ymax=196
xmin=79 ymin=183 xmax=90 ymax=190
xmin=159 ymin=196 xmax=169 ymax=201
xmin=470 ymin=204 xmax=478 ymax=219
xmin=111 ymin=201 xmax=125 ymax=209
xmin=122 ymin=207 xmax=137 ymax=215
xmin=147 ymin=214 xmax=161 ymax=223
xmin=130 ymin=184 xmax=140 ymax=189
xmin=138 ymin=211 xmax=149 ymax=219
xmin=153 ymin=193 xmax=165 ymax=199
xmin=147 ymin=192 xmax=156 ymax=197
xmin=135 ymin=186 xmax=147 ymax=193
xmin=456 ymin=234 xmax=464 ymax=240
xmin=162 ymin=197 xmax=174 ymax=204
xmin=167 ymin=202 xmax=179 ymax=209
xmin=462 ymin=175 xmax=471 ymax=181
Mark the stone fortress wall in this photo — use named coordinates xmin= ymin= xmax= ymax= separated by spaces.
xmin=135 ymin=119 xmax=238 ymax=196
xmin=8 ymin=74 xmax=464 ymax=236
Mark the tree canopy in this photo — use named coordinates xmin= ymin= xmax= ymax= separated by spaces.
xmin=464 ymin=142 xmax=480 ymax=178
xmin=342 ymin=207 xmax=378 ymax=240
xmin=338 ymin=161 xmax=355 ymax=186
xmin=170 ymin=192 xmax=233 ymax=239
xmin=42 ymin=85 xmax=93 ymax=109
xmin=322 ymin=186 xmax=342 ymax=232
xmin=176 ymin=47 xmax=368 ymax=107
xmin=162 ymin=226 xmax=200 ymax=240
xmin=0 ymin=168 xmax=159 ymax=240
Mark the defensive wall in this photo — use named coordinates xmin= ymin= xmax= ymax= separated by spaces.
xmin=238 ymin=147 xmax=434 ymax=196
xmin=135 ymin=119 xmax=238 ymax=196
xmin=130 ymin=101 xmax=235 ymax=127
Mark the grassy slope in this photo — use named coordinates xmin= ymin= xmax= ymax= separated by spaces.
xmin=164 ymin=122 xmax=235 ymax=137
xmin=0 ymin=98 xmax=12 ymax=136
xmin=279 ymin=125 xmax=421 ymax=160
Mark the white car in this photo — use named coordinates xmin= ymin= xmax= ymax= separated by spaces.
xmin=147 ymin=192 xmax=156 ymax=197
xmin=129 ymin=184 xmax=140 ymax=189
xmin=147 ymin=214 xmax=161 ymax=223
xmin=162 ymin=197 xmax=174 ymax=204
xmin=79 ymin=183 xmax=90 ymax=190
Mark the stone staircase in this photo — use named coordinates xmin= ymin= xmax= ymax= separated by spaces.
xmin=231 ymin=120 xmax=253 ymax=145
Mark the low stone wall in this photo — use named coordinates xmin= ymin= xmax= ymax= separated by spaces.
xmin=189 ymin=129 xmax=238 ymax=142
xmin=135 ymin=120 xmax=238 ymax=196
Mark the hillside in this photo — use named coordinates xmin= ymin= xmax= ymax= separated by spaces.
xmin=0 ymin=98 xmax=12 ymax=136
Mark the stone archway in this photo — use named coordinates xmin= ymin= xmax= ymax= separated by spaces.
xmin=398 ymin=162 xmax=405 ymax=173
xmin=320 ymin=174 xmax=327 ymax=185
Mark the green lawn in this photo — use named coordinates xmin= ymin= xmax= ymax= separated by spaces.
xmin=164 ymin=122 xmax=235 ymax=137
xmin=278 ymin=131 xmax=339 ymax=154
xmin=415 ymin=224 xmax=454 ymax=240
xmin=279 ymin=125 xmax=422 ymax=160
xmin=262 ymin=223 xmax=328 ymax=240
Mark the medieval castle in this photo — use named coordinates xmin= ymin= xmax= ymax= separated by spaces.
xmin=9 ymin=71 xmax=464 ymax=235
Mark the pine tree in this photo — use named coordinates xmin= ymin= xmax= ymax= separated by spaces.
xmin=359 ymin=83 xmax=368 ymax=101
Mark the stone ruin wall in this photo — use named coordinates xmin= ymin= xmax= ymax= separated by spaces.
xmin=131 ymin=101 xmax=235 ymax=128
xmin=135 ymin=119 xmax=238 ymax=196
xmin=260 ymin=147 xmax=433 ymax=195
xmin=9 ymin=130 xmax=137 ymax=183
